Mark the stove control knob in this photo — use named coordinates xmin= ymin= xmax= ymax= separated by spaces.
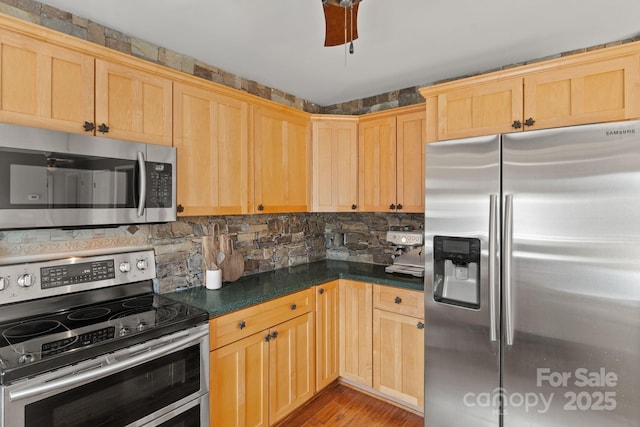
xmin=18 ymin=353 xmax=35 ymax=365
xmin=136 ymin=259 xmax=147 ymax=271
xmin=136 ymin=322 xmax=147 ymax=332
xmin=119 ymin=327 xmax=130 ymax=337
xmin=119 ymin=262 xmax=131 ymax=273
xmin=17 ymin=273 xmax=35 ymax=288
xmin=0 ymin=277 xmax=7 ymax=291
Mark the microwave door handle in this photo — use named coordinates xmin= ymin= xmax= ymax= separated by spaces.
xmin=8 ymin=328 xmax=208 ymax=402
xmin=137 ymin=152 xmax=146 ymax=217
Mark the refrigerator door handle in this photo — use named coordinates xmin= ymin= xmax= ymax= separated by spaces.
xmin=504 ymin=194 xmax=514 ymax=346
xmin=488 ymin=194 xmax=498 ymax=342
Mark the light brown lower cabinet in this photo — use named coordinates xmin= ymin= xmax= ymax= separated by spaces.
xmin=315 ymin=281 xmax=340 ymax=391
xmin=209 ymin=289 xmax=315 ymax=427
xmin=209 ymin=281 xmax=424 ymax=427
xmin=210 ymin=330 xmax=269 ymax=427
xmin=373 ymin=285 xmax=425 ymax=409
xmin=373 ymin=309 xmax=425 ymax=408
xmin=338 ymin=279 xmax=373 ymax=387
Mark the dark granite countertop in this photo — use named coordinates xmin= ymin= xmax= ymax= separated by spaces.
xmin=162 ymin=260 xmax=424 ymax=318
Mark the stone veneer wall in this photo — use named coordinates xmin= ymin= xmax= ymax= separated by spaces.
xmin=0 ymin=213 xmax=423 ymax=293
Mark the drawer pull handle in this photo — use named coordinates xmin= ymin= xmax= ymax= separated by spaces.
xmin=318 ymin=288 xmax=325 ymax=295
xmin=291 ymin=303 xmax=297 ymax=310
xmin=417 ymin=322 xmax=425 ymax=330
xmin=238 ymin=320 xmax=246 ymax=330
xmin=394 ymin=296 xmax=402 ymax=304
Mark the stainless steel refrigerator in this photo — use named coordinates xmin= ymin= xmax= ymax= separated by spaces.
xmin=423 ymin=120 xmax=640 ymax=426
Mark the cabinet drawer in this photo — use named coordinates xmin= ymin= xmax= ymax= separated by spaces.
xmin=373 ymin=285 xmax=424 ymax=318
xmin=210 ymin=288 xmax=313 ymax=350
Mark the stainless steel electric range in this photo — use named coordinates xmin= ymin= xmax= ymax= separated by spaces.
xmin=0 ymin=249 xmax=209 ymax=427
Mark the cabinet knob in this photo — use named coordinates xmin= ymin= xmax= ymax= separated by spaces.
xmin=396 ymin=203 xmax=403 ymax=210
xmin=318 ymin=288 xmax=325 ymax=295
xmin=97 ymin=123 xmax=110 ymax=133
xmin=524 ymin=117 xmax=536 ymax=127
xmin=389 ymin=203 xmax=396 ymax=210
xmin=177 ymin=204 xmax=185 ymax=213
xmin=351 ymin=204 xmax=357 ymax=210
xmin=257 ymin=204 xmax=264 ymax=211
xmin=265 ymin=333 xmax=271 ymax=342
xmin=394 ymin=296 xmax=402 ymax=304
xmin=83 ymin=121 xmax=95 ymax=132
xmin=291 ymin=303 xmax=297 ymax=310
xmin=512 ymin=120 xmax=522 ymax=129
xmin=238 ymin=320 xmax=246 ymax=330
xmin=417 ymin=322 xmax=425 ymax=330
xmin=271 ymin=330 xmax=279 ymax=339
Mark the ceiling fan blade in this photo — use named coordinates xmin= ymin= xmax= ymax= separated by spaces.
xmin=323 ymin=3 xmax=359 ymax=47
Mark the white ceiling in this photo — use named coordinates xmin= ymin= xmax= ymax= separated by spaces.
xmin=38 ymin=0 xmax=640 ymax=106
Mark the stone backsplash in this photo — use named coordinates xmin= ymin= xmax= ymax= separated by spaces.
xmin=0 ymin=213 xmax=424 ymax=293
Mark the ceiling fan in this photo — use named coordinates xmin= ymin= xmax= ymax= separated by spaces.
xmin=321 ymin=0 xmax=362 ymax=53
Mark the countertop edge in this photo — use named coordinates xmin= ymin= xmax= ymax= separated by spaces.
xmin=162 ymin=260 xmax=424 ymax=319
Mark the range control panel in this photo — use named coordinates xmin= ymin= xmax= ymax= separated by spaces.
xmin=0 ymin=249 xmax=156 ymax=304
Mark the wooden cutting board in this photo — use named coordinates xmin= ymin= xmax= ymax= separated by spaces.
xmin=219 ymin=234 xmax=244 ymax=282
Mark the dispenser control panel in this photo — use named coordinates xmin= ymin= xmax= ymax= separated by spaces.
xmin=433 ymin=236 xmax=481 ymax=309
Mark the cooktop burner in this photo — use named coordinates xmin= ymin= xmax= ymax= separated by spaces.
xmin=0 ymin=249 xmax=208 ymax=385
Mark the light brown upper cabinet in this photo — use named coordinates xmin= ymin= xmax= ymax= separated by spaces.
xmin=358 ymin=105 xmax=426 ymax=212
xmin=396 ymin=110 xmax=427 ymax=213
xmin=95 ymin=59 xmax=173 ymax=146
xmin=523 ymin=55 xmax=640 ymax=131
xmin=431 ymin=78 xmax=522 ymax=141
xmin=254 ymin=105 xmax=310 ymax=213
xmin=311 ymin=116 xmax=359 ymax=212
xmin=421 ymin=48 xmax=640 ymax=142
xmin=0 ymin=28 xmax=173 ymax=146
xmin=0 ymin=28 xmax=94 ymax=134
xmin=173 ymin=82 xmax=250 ymax=216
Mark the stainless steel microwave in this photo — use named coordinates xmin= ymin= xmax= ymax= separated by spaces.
xmin=0 ymin=123 xmax=176 ymax=230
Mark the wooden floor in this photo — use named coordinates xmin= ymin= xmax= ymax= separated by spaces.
xmin=277 ymin=382 xmax=424 ymax=427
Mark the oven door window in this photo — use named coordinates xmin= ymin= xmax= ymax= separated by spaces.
xmin=24 ymin=346 xmax=201 ymax=427
xmin=0 ymin=148 xmax=139 ymax=209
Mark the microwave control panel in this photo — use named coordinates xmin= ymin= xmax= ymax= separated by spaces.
xmin=146 ymin=162 xmax=173 ymax=208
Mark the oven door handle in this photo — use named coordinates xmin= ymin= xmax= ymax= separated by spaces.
xmin=9 ymin=328 xmax=208 ymax=402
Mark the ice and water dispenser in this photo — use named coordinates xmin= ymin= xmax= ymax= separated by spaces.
xmin=433 ymin=236 xmax=481 ymax=309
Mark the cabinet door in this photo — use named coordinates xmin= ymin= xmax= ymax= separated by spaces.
xmin=210 ymin=332 xmax=269 ymax=427
xmin=269 ymin=312 xmax=315 ymax=424
xmin=524 ymin=55 xmax=640 ymax=130
xmin=95 ymin=59 xmax=172 ymax=145
xmin=358 ymin=116 xmax=397 ymax=212
xmin=311 ymin=118 xmax=358 ymax=212
xmin=173 ymin=82 xmax=249 ymax=216
xmin=436 ymin=77 xmax=523 ymax=140
xmin=315 ymin=281 xmax=340 ymax=391
xmin=0 ymin=29 xmax=94 ymax=133
xmin=254 ymin=106 xmax=310 ymax=213
xmin=339 ymin=279 xmax=373 ymax=386
xmin=373 ymin=309 xmax=424 ymax=408
xmin=396 ymin=111 xmax=426 ymax=213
